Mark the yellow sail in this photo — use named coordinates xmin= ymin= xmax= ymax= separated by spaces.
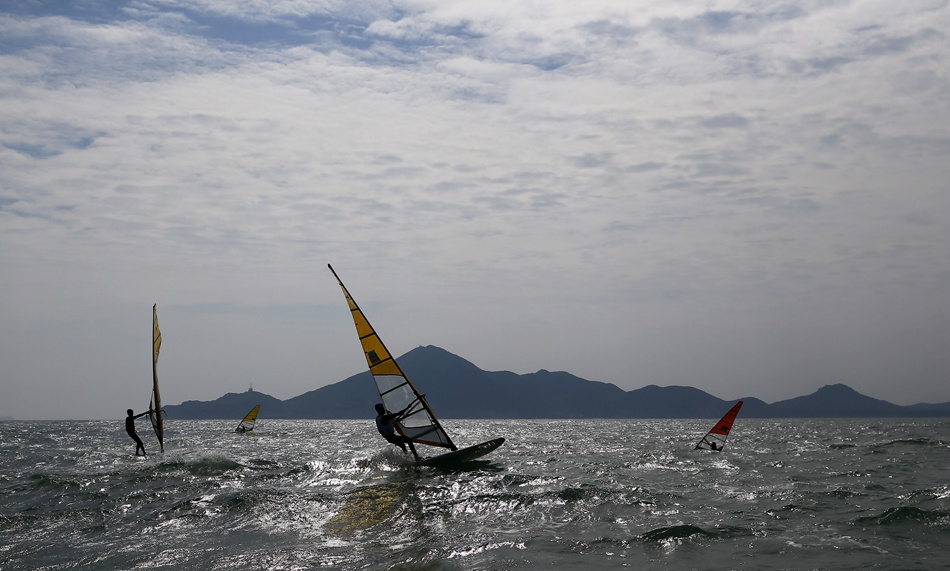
xmin=235 ymin=404 xmax=261 ymax=433
xmin=329 ymin=265 xmax=455 ymax=450
xmin=150 ymin=304 xmax=165 ymax=452
xmin=153 ymin=305 xmax=162 ymax=361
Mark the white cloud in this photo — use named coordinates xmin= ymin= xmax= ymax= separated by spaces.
xmin=1 ymin=1 xmax=949 ymax=419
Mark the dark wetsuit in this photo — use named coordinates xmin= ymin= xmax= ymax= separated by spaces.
xmin=126 ymin=414 xmax=146 ymax=456
xmin=375 ymin=412 xmax=418 ymax=459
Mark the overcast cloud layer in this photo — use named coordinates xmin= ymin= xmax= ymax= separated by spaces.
xmin=2 ymin=1 xmax=949 ymax=419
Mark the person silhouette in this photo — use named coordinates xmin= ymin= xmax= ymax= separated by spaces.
xmin=125 ymin=408 xmax=150 ymax=456
xmin=374 ymin=403 xmax=419 ymax=461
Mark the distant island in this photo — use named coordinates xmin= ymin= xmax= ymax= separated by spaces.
xmin=164 ymin=345 xmax=950 ymax=420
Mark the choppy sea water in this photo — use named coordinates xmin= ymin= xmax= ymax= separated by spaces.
xmin=2 ymin=419 xmax=948 ymax=570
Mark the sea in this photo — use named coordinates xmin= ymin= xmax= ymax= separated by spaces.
xmin=2 ymin=418 xmax=948 ymax=570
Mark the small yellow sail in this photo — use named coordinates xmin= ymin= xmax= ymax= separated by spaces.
xmin=235 ymin=404 xmax=261 ymax=433
xmin=153 ymin=306 xmax=162 ymax=361
xmin=150 ymin=304 xmax=165 ymax=452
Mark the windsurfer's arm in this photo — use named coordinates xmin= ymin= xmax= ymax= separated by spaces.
xmin=133 ymin=411 xmax=150 ymax=419
xmin=387 ymin=413 xmax=406 ymax=427
xmin=392 ymin=401 xmax=417 ymax=421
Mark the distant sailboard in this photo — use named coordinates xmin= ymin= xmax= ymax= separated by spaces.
xmin=328 ymin=264 xmax=504 ymax=466
xmin=695 ymin=401 xmax=743 ymax=452
xmin=235 ymin=404 xmax=261 ymax=433
xmin=149 ymin=304 xmax=165 ymax=452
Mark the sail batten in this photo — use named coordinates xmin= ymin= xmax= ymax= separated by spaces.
xmin=695 ymin=401 xmax=743 ymax=451
xmin=380 ymin=384 xmax=408 ymax=397
xmin=329 ymin=265 xmax=456 ymax=451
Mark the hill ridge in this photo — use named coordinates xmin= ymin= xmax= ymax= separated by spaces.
xmin=164 ymin=345 xmax=950 ymax=419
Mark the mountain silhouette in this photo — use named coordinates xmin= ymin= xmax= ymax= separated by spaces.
xmin=163 ymin=345 xmax=950 ymax=419
xmin=767 ymin=383 xmax=905 ymax=417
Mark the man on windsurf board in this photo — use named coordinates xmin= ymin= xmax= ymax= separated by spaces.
xmin=126 ymin=408 xmax=150 ymax=456
xmin=375 ymin=403 xmax=420 ymax=461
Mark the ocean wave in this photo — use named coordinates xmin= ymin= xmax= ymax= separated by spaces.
xmin=638 ymin=524 xmax=711 ymax=543
xmin=855 ymin=506 xmax=950 ymax=526
xmin=874 ymin=437 xmax=947 ymax=449
xmin=5 ymin=419 xmax=950 ymax=571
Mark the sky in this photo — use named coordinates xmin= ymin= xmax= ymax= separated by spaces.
xmin=2 ymin=0 xmax=949 ymax=420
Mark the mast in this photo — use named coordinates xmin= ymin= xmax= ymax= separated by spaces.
xmin=328 ymin=264 xmax=456 ymax=450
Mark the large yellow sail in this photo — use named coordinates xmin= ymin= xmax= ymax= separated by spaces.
xmin=150 ymin=304 xmax=165 ymax=452
xmin=329 ymin=265 xmax=455 ymax=450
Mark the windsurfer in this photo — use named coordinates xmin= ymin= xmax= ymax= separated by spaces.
xmin=375 ymin=403 xmax=419 ymax=461
xmin=126 ymin=408 xmax=150 ymax=456
xmin=709 ymin=441 xmax=719 ymax=451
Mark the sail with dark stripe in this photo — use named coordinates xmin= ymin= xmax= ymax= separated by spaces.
xmin=328 ymin=265 xmax=455 ymax=450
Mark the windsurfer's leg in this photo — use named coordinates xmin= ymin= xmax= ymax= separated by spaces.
xmin=133 ymin=434 xmax=146 ymax=456
xmin=385 ymin=434 xmax=408 ymax=453
xmin=407 ymin=440 xmax=419 ymax=461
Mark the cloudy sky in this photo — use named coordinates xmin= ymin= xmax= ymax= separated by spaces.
xmin=2 ymin=0 xmax=948 ymax=420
